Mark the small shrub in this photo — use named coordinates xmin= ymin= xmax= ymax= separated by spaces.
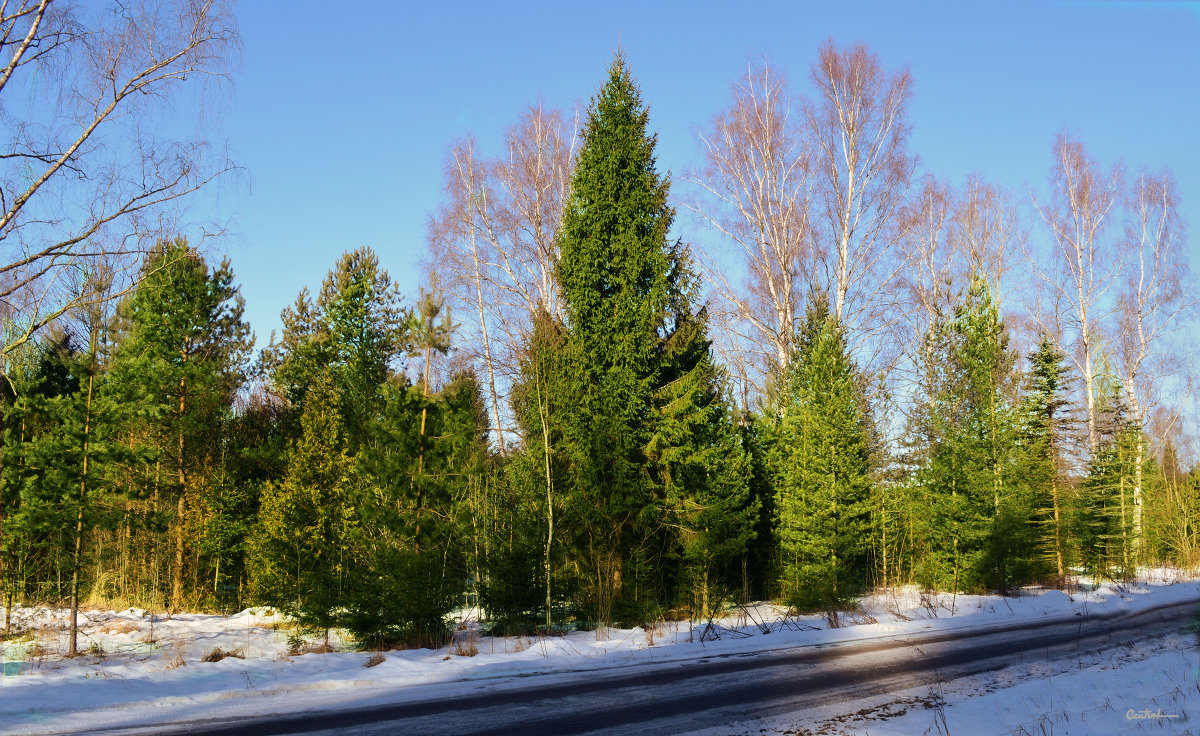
xmin=285 ymin=632 xmax=307 ymax=656
xmin=844 ymin=606 xmax=878 ymax=626
xmin=201 ymin=647 xmax=244 ymax=663
xmin=918 ymin=593 xmax=939 ymax=618
xmin=88 ymin=641 xmax=106 ymax=657
xmin=452 ymin=636 xmax=478 ymax=657
xmin=305 ymin=642 xmax=337 ymax=655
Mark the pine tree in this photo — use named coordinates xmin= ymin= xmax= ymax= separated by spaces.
xmin=409 ymin=282 xmax=458 ymax=542
xmin=771 ymin=293 xmax=871 ymax=614
xmin=349 ymin=369 xmax=486 ymax=646
xmin=263 ymin=247 xmax=411 ymax=449
xmin=105 ymin=238 xmax=251 ymax=610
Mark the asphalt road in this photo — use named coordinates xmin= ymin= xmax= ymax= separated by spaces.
xmin=103 ymin=596 xmax=1199 ymax=736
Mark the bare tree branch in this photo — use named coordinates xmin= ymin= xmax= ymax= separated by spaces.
xmin=686 ymin=62 xmax=814 ymax=403
xmin=0 ymin=0 xmax=239 ymax=356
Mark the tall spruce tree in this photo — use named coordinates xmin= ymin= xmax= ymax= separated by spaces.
xmin=771 ymin=293 xmax=871 ymax=614
xmin=917 ymin=272 xmax=1025 ymax=593
xmin=647 ymin=251 xmax=756 ymax=617
xmin=739 ymin=417 xmax=777 ymax=600
xmin=555 ymin=55 xmax=675 ymax=627
xmin=1022 ymin=334 xmax=1073 ymax=586
xmin=1077 ymin=367 xmax=1143 ymax=579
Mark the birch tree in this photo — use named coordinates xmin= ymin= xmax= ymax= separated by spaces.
xmin=0 ymin=0 xmax=238 ymax=356
xmin=491 ymin=106 xmax=576 ymax=325
xmin=429 ymin=107 xmax=576 ymax=449
xmin=806 ymin=39 xmax=914 ymax=365
xmin=688 ymin=64 xmax=814 ymax=397
xmin=949 ymin=175 xmax=1025 ymax=313
xmin=897 ymin=175 xmax=955 ymax=399
xmin=1032 ymin=133 xmax=1122 ymax=456
xmin=1116 ymin=168 xmax=1193 ymax=553
xmin=429 ymin=139 xmax=507 ymax=451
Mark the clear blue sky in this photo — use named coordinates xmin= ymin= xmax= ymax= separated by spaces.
xmin=208 ymin=1 xmax=1200 ymax=348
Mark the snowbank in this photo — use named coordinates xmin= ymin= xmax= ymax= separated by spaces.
xmin=1 ymin=569 xmax=1197 ymax=735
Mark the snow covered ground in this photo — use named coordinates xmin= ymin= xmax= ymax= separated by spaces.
xmin=706 ymin=630 xmax=1198 ymax=735
xmin=1 ymin=569 xmax=1197 ymax=735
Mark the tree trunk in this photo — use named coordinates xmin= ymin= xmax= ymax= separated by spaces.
xmin=1080 ymin=321 xmax=1098 ymax=454
xmin=172 ymin=374 xmax=186 ymax=611
xmin=1119 ymin=468 xmax=1130 ymax=580
xmin=1050 ymin=457 xmax=1065 ymax=587
xmin=415 ymin=345 xmax=430 ymax=547
xmin=1123 ymin=381 xmax=1144 ymax=563
xmin=468 ymin=219 xmax=507 ymax=456
xmin=534 ymin=360 xmax=554 ymax=629
xmin=68 ymin=366 xmax=96 ymax=657
xmin=0 ymin=361 xmax=9 ymax=639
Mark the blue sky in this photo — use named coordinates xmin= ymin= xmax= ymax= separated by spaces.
xmin=207 ymin=1 xmax=1200 ymax=347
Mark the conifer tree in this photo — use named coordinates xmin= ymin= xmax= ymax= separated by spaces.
xmin=263 ymin=247 xmax=411 ymax=449
xmin=917 ymin=272 xmax=1025 ymax=593
xmin=647 ymin=251 xmax=756 ymax=617
xmin=504 ymin=309 xmax=571 ymax=631
xmin=350 ymin=369 xmax=486 ymax=646
xmin=409 ymin=282 xmax=458 ymax=539
xmin=1145 ymin=438 xmax=1200 ymax=567
xmin=555 ymin=55 xmax=676 ymax=626
xmin=1077 ymin=367 xmax=1144 ymax=579
xmin=738 ymin=417 xmax=777 ymax=600
xmin=771 ymin=293 xmax=871 ymax=614
xmin=106 ymin=238 xmax=251 ymax=610
xmin=1022 ymin=334 xmax=1073 ymax=586
xmin=249 ymin=372 xmax=358 ymax=645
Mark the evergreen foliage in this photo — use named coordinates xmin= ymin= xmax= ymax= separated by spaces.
xmin=1076 ymin=368 xmax=1144 ymax=580
xmin=914 ymin=273 xmax=1028 ymax=592
xmin=2 ymin=56 xmax=1198 ymax=648
xmin=105 ymin=237 xmax=251 ymax=609
xmin=554 ymin=55 xmax=677 ymax=626
xmin=648 ymin=254 xmax=756 ymax=617
xmin=550 ymin=55 xmax=754 ymax=626
xmin=1021 ymin=334 xmax=1073 ymax=585
xmin=262 ymin=247 xmax=411 ymax=449
xmin=497 ymin=310 xmax=571 ymax=632
xmin=249 ymin=373 xmax=358 ymax=642
xmin=771 ymin=293 xmax=871 ymax=612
